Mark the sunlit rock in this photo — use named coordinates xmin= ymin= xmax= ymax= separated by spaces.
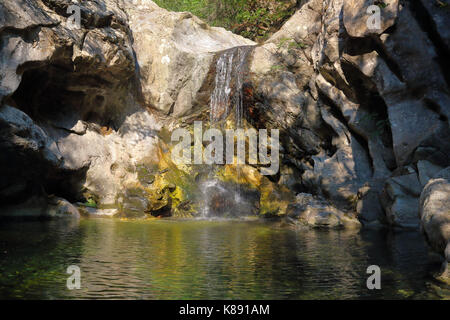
xmin=343 ymin=0 xmax=399 ymax=38
xmin=288 ymin=193 xmax=361 ymax=229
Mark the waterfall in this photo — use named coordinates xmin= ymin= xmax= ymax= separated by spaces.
xmin=209 ymin=46 xmax=254 ymax=125
xmin=210 ymin=51 xmax=234 ymax=123
xmin=200 ymin=45 xmax=255 ymax=218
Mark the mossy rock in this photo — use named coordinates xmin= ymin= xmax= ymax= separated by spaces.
xmin=151 ymin=124 xmax=296 ymax=218
xmin=136 ymin=164 xmax=156 ymax=186
xmin=119 ymin=187 xmax=151 ymax=218
xmin=259 ymin=178 xmax=294 ymax=217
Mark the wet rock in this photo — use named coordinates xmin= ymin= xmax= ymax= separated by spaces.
xmin=46 ymin=197 xmax=80 ymax=219
xmin=288 ymin=193 xmax=361 ymax=229
xmin=167 ymin=183 xmax=176 ymax=193
xmin=259 ymin=182 xmax=292 ymax=217
xmin=149 ymin=197 xmax=172 ymax=218
xmin=136 ymin=164 xmax=156 ymax=187
xmin=200 ymin=179 xmax=260 ymax=218
xmin=119 ymin=187 xmax=151 ymax=218
xmin=78 ymin=207 xmax=118 ymax=217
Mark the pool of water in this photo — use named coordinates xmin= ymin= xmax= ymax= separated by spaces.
xmin=0 ymin=218 xmax=448 ymax=299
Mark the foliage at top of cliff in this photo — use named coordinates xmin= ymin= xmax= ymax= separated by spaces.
xmin=153 ymin=0 xmax=299 ymax=42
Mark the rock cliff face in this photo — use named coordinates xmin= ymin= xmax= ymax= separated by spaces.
xmin=0 ymin=0 xmax=253 ymax=217
xmin=0 ymin=0 xmax=449 ymax=276
xmin=249 ymin=0 xmax=449 ymax=227
xmin=246 ymin=0 xmax=449 ymax=278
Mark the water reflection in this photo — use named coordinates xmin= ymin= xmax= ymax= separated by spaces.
xmin=0 ymin=219 xmax=448 ymax=299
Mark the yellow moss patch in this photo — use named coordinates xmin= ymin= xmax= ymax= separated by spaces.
xmin=259 ymin=178 xmax=294 ymax=217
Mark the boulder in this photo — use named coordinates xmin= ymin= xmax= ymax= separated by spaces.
xmin=267 ymin=0 xmax=322 ymax=51
xmin=381 ymin=172 xmax=422 ymax=229
xmin=119 ymin=187 xmax=152 ymax=218
xmin=288 ymin=193 xmax=361 ymax=229
xmin=0 ymin=195 xmax=79 ymax=219
xmin=0 ymin=0 xmax=57 ymax=32
xmin=46 ymin=197 xmax=80 ymax=219
xmin=417 ymin=160 xmax=445 ymax=187
xmin=419 ymin=167 xmax=450 ymax=281
xmin=356 ymin=180 xmax=385 ymax=226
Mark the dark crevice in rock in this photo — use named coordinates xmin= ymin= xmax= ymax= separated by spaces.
xmin=382 ymin=23 xmax=398 ymax=36
xmin=44 ymin=166 xmax=89 ymax=203
xmin=339 ymin=60 xmax=394 ymax=152
xmin=318 ymin=92 xmax=375 ymax=176
xmin=0 ymin=23 xmax=60 ymax=38
xmin=11 ymin=66 xmax=83 ymax=123
xmin=51 ymin=124 xmax=86 ymax=136
xmin=79 ymin=30 xmax=89 ymax=53
xmin=409 ymin=0 xmax=450 ymax=87
xmin=10 ymin=63 xmax=126 ymax=131
xmin=343 ymin=35 xmax=378 ymax=56
xmin=373 ymin=39 xmax=405 ymax=82
xmin=319 ymin=67 xmax=358 ymax=103
xmin=424 ymin=98 xmax=449 ymax=122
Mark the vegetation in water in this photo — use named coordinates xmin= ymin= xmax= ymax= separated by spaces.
xmin=82 ymin=198 xmax=97 ymax=208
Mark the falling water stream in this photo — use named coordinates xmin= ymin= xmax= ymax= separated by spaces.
xmin=209 ymin=46 xmax=254 ymax=124
xmin=201 ymin=46 xmax=255 ymax=218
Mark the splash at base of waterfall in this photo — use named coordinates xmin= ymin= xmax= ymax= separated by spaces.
xmin=199 ymin=180 xmax=259 ymax=219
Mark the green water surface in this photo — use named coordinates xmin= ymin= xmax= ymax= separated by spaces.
xmin=0 ymin=218 xmax=448 ymax=299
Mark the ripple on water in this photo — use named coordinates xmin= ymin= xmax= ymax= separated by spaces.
xmin=0 ymin=219 xmax=448 ymax=299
